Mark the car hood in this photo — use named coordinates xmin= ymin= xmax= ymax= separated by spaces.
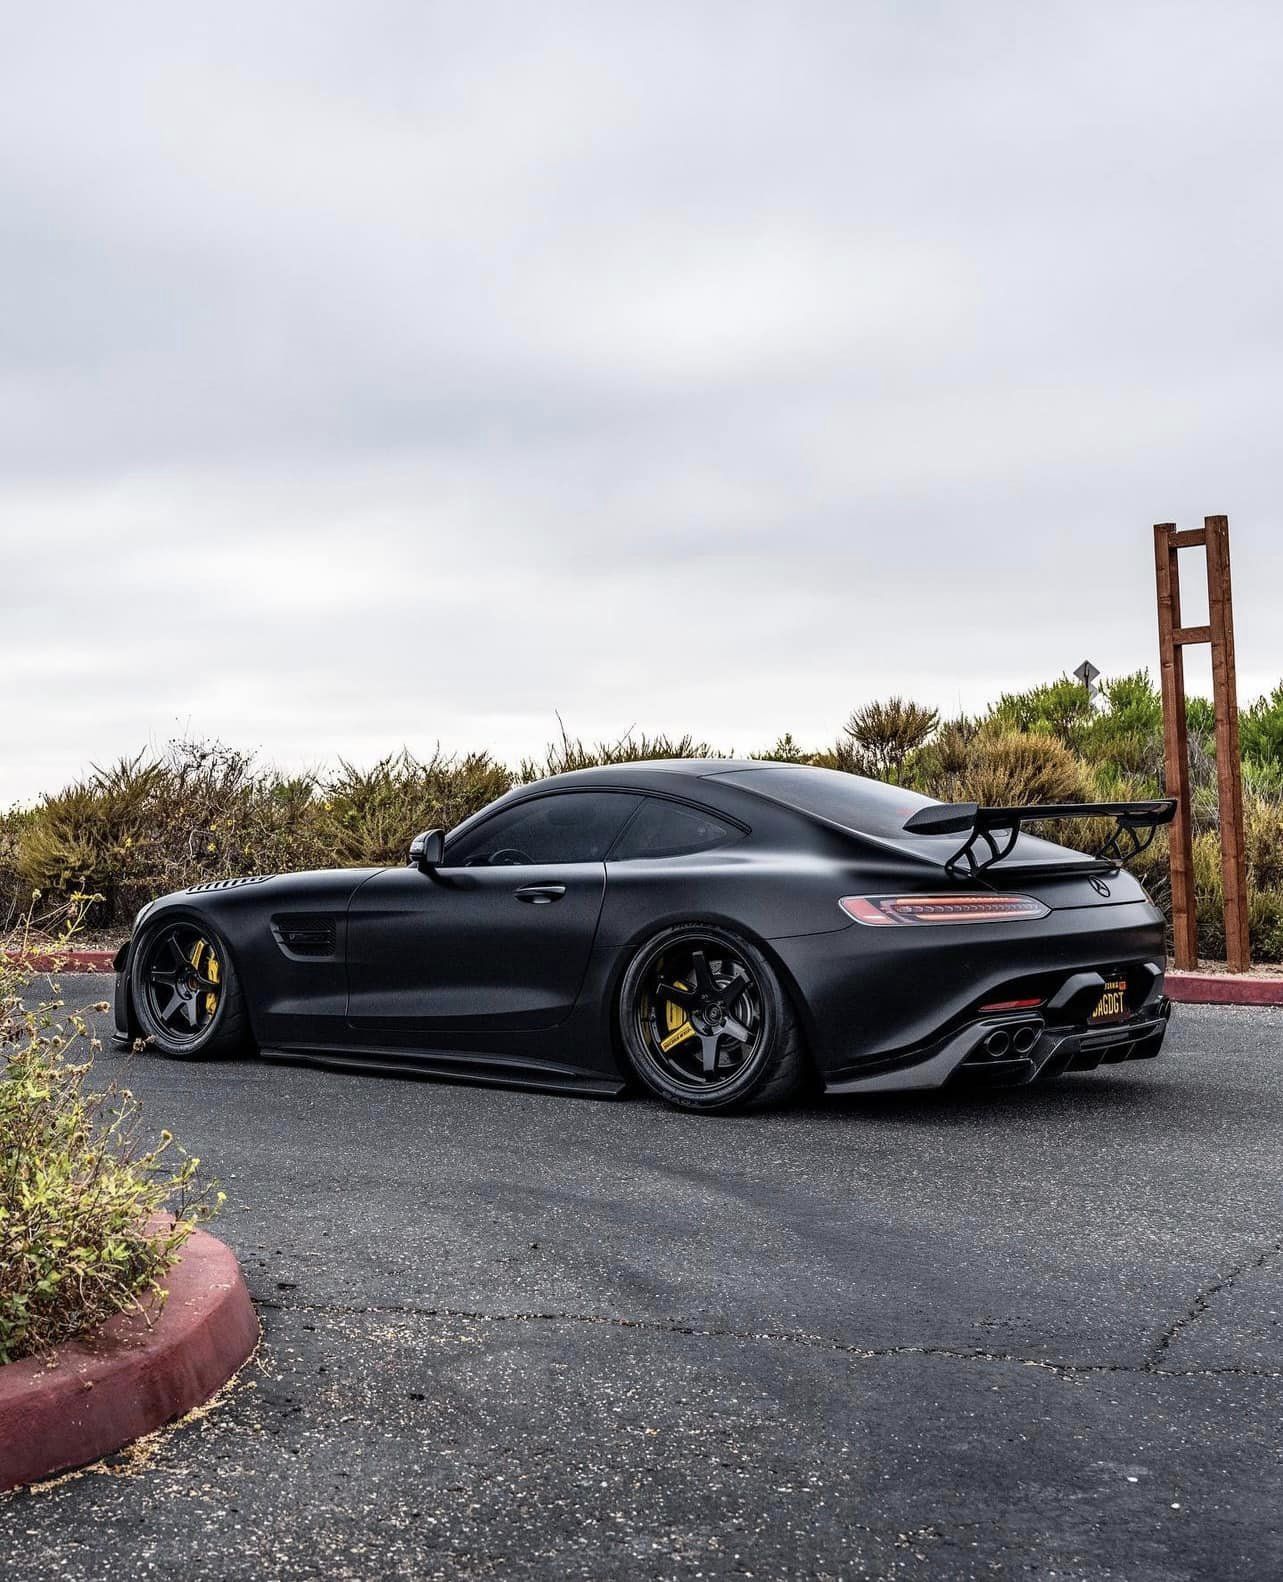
xmin=142 ymin=867 xmax=383 ymax=920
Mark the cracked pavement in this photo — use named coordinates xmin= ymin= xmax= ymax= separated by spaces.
xmin=3 ymin=989 xmax=1281 ymax=1579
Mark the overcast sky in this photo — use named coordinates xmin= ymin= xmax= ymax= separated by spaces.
xmin=3 ymin=3 xmax=1282 ymax=804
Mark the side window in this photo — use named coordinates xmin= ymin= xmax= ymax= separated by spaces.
xmin=446 ymin=792 xmax=641 ymax=867
xmin=608 ymin=798 xmax=743 ymax=861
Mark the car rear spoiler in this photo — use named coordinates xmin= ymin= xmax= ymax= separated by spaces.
xmin=902 ymin=799 xmax=1177 ymax=879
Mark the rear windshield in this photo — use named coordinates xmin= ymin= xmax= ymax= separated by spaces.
xmin=715 ymin=763 xmax=1094 ymax=869
xmin=714 ymin=765 xmax=937 ymax=838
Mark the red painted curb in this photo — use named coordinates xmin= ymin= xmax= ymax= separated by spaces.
xmin=0 ymin=1229 xmax=258 ymax=1492
xmin=1 ymin=949 xmax=118 ymax=974
xmin=1166 ymin=972 xmax=1283 ymax=1006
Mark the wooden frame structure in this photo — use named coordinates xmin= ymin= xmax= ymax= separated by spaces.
xmin=1153 ymin=517 xmax=1250 ymax=972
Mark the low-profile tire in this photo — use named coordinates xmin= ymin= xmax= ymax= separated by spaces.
xmin=618 ymin=924 xmax=806 ymax=1114
xmin=129 ymin=914 xmax=250 ymax=1061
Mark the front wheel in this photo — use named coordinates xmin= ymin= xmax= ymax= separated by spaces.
xmin=618 ymin=925 xmax=806 ymax=1113
xmin=129 ymin=916 xmax=250 ymax=1060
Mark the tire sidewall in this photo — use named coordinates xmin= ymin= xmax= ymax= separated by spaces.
xmin=618 ymin=924 xmax=786 ymax=1113
xmin=129 ymin=910 xmax=237 ymax=1059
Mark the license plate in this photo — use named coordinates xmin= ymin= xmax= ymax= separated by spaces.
xmin=1090 ymin=978 xmax=1128 ymax=1024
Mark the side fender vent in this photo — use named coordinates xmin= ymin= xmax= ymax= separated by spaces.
xmin=272 ymin=914 xmax=338 ymax=959
xmin=189 ymin=875 xmax=274 ymax=894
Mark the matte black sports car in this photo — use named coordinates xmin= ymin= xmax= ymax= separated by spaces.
xmin=113 ymin=761 xmax=1177 ymax=1113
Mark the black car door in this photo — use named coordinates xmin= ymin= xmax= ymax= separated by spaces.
xmin=345 ymin=790 xmax=641 ymax=1036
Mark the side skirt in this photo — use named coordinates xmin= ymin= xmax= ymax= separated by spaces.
xmin=257 ymin=1044 xmax=626 ymax=1099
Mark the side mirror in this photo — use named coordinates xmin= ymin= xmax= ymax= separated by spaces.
xmin=409 ymin=828 xmax=446 ymax=873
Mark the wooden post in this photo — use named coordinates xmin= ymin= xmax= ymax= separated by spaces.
xmin=1152 ymin=518 xmax=1250 ymax=973
xmin=1154 ymin=525 xmax=1198 ymax=969
xmin=1204 ymin=517 xmax=1251 ymax=972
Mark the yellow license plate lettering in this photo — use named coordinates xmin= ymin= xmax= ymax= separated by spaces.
xmin=1091 ymin=981 xmax=1127 ymax=1022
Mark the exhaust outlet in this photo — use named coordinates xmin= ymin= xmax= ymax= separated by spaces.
xmin=1011 ymin=1024 xmax=1041 ymax=1057
xmin=983 ymin=1029 xmax=1012 ymax=1058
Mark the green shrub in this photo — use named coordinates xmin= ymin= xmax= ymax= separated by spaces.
xmin=14 ymin=744 xmax=331 ymax=927
xmin=523 ymin=726 xmax=724 ymax=780
xmin=1097 ymin=670 xmax=1164 ymax=735
xmin=144 ymin=742 xmax=328 ymax=893
xmin=1244 ymin=758 xmax=1283 ymax=802
xmin=1076 ymin=671 xmax=1165 ymax=785
xmin=1190 ymin=833 xmax=1227 ymax=961
xmin=810 ymin=737 xmax=868 ymax=775
xmin=922 ymin=727 xmax=1095 ymax=807
xmin=906 ymin=717 xmax=977 ymax=786
xmin=1 ymin=918 xmax=221 ymax=1363
xmin=1241 ymin=684 xmax=1283 ymax=771
xmin=1248 ymin=886 xmax=1283 ymax=961
xmin=1245 ymin=793 xmax=1283 ymax=891
xmin=753 ymin=732 xmax=812 ymax=764
xmin=988 ymin=676 xmax=1096 ymax=746
xmin=320 ymin=749 xmax=513 ymax=867
xmin=16 ymin=757 xmax=167 ymax=923
xmin=0 ymin=807 xmax=34 ymax=925
xmin=1178 ymin=805 xmax=1283 ymax=961
xmin=1185 ymin=696 xmax=1216 ymax=742
xmin=913 ymin=727 xmax=1111 ymax=856
xmin=841 ymin=698 xmax=939 ymax=782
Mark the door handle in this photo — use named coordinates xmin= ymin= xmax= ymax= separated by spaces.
xmin=514 ymin=884 xmax=566 ymax=904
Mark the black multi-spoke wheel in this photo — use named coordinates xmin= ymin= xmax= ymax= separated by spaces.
xmin=129 ymin=916 xmax=248 ymax=1060
xmin=619 ymin=925 xmax=806 ymax=1113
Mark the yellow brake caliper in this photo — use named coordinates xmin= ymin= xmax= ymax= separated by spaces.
xmin=659 ymin=980 xmax=695 ymax=1053
xmin=189 ymin=939 xmax=220 ymax=1017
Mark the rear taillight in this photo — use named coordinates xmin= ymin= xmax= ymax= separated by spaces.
xmin=839 ymin=895 xmax=1050 ymax=926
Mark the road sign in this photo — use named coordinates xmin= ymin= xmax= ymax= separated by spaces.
xmin=1074 ymin=660 xmax=1100 ymax=688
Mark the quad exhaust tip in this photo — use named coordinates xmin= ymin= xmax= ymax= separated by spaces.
xmin=981 ymin=1022 xmax=1044 ymax=1059
xmin=1011 ymin=1024 xmax=1041 ymax=1056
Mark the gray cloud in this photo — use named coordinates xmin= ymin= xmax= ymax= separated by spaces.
xmin=3 ymin=2 xmax=1282 ymax=802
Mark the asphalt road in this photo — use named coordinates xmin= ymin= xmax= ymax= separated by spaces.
xmin=3 ymin=985 xmax=1281 ymax=1580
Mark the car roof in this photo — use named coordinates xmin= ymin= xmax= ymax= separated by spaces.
xmin=524 ymin=759 xmax=759 ymax=792
xmin=519 ymin=761 xmax=945 ymax=844
xmin=517 ymin=761 xmax=926 ymax=830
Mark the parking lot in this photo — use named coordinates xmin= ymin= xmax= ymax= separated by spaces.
xmin=3 ymin=987 xmax=1281 ymax=1579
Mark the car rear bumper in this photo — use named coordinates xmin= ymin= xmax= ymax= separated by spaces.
xmin=824 ymin=1000 xmax=1171 ymax=1094
xmin=769 ymin=897 xmax=1171 ymax=1091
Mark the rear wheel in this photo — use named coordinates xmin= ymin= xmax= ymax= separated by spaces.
xmin=130 ymin=917 xmax=249 ymax=1060
xmin=618 ymin=925 xmax=805 ymax=1113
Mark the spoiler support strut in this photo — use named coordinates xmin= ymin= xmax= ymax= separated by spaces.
xmin=902 ymin=799 xmax=1177 ymax=880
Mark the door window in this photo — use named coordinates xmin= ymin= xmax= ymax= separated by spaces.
xmin=446 ymin=792 xmax=642 ymax=867
xmin=608 ymin=797 xmax=743 ymax=860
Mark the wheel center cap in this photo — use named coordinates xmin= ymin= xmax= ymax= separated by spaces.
xmin=704 ymin=1000 xmax=725 ymax=1027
